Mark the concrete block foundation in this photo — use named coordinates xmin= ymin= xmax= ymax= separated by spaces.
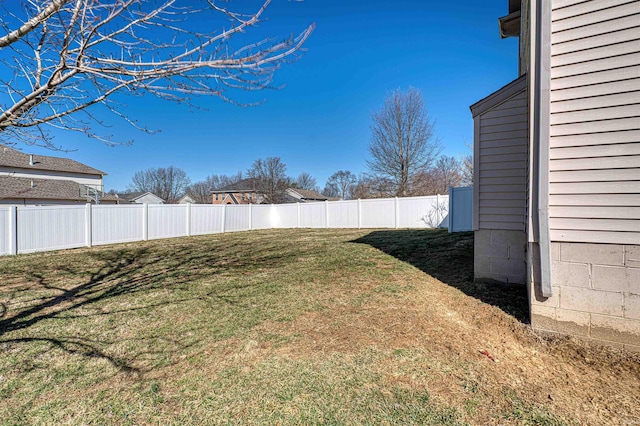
xmin=528 ymin=241 xmax=640 ymax=351
xmin=474 ymin=229 xmax=527 ymax=284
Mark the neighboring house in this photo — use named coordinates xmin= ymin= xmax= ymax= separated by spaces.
xmin=472 ymin=0 xmax=640 ymax=349
xmin=211 ymin=180 xmax=329 ymax=205
xmin=0 ymin=145 xmax=117 ymax=205
xmin=178 ymin=194 xmax=196 ymax=204
xmin=211 ymin=178 xmax=263 ymax=204
xmin=116 ymin=191 xmax=164 ymax=204
xmin=284 ymin=188 xmax=328 ymax=203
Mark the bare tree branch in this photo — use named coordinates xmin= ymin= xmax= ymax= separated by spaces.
xmin=0 ymin=0 xmax=315 ymax=148
xmin=0 ymin=0 xmax=70 ymax=48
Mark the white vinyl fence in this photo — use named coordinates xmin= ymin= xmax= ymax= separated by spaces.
xmin=0 ymin=194 xmax=461 ymax=256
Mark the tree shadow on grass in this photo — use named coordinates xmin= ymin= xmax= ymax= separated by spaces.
xmin=0 ymin=238 xmax=307 ymax=374
xmin=351 ymin=229 xmax=530 ymax=324
xmin=0 ymin=247 xmax=168 ymax=373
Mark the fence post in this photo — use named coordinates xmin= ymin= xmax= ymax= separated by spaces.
xmin=221 ymin=203 xmax=226 ymax=233
xmin=357 ymin=199 xmax=362 ymax=229
xmin=325 ymin=200 xmax=329 ymax=228
xmin=142 ymin=203 xmax=149 ymax=241
xmin=249 ymin=203 xmax=253 ymax=230
xmin=394 ymin=197 xmax=399 ymax=229
xmin=448 ymin=188 xmax=454 ymax=233
xmin=9 ymin=205 xmax=17 ymax=255
xmin=186 ymin=203 xmax=192 ymax=237
xmin=297 ymin=202 xmax=301 ymax=228
xmin=85 ymin=203 xmax=93 ymax=247
xmin=436 ymin=194 xmax=441 ymax=228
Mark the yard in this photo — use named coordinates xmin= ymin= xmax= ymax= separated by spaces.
xmin=0 ymin=229 xmax=638 ymax=425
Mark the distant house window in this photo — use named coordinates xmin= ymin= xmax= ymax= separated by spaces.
xmin=215 ymin=194 xmax=219 ymax=201
xmin=241 ymin=193 xmax=246 ymax=201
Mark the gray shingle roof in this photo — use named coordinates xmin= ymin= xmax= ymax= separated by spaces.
xmin=0 ymin=145 xmax=106 ymax=176
xmin=213 ymin=178 xmax=259 ymax=193
xmin=289 ymin=188 xmax=327 ymax=200
xmin=116 ymin=192 xmax=145 ymax=201
xmin=0 ymin=176 xmax=117 ymax=202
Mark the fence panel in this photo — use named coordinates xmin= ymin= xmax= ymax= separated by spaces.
xmin=92 ymin=204 xmax=144 ymax=245
xmin=251 ymin=204 xmax=273 ymax=230
xmin=191 ymin=204 xmax=224 ymax=235
xmin=299 ymin=202 xmax=326 ymax=228
xmin=272 ymin=204 xmax=298 ymax=228
xmin=148 ymin=204 xmax=188 ymax=240
xmin=397 ymin=196 xmax=433 ymax=228
xmin=0 ymin=207 xmax=10 ymax=255
xmin=327 ymin=200 xmax=359 ymax=228
xmin=360 ymin=198 xmax=395 ymax=228
xmin=225 ymin=204 xmax=250 ymax=232
xmin=397 ymin=195 xmax=450 ymax=229
xmin=17 ymin=205 xmax=86 ymax=253
xmin=448 ymin=186 xmax=473 ymax=232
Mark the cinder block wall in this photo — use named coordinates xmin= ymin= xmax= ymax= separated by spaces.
xmin=529 ymin=242 xmax=640 ymax=351
xmin=474 ymin=229 xmax=527 ymax=284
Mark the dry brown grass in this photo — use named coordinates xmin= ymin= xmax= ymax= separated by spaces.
xmin=0 ymin=229 xmax=638 ymax=425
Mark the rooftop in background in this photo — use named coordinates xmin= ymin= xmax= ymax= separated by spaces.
xmin=115 ymin=191 xmax=164 ymax=204
xmin=0 ymin=145 xmax=106 ymax=176
xmin=286 ymin=188 xmax=328 ymax=202
xmin=212 ymin=178 xmax=259 ymax=193
xmin=0 ymin=175 xmax=117 ymax=203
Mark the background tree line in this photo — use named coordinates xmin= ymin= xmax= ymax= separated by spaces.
xmin=126 ymin=87 xmax=472 ymax=203
xmin=126 ymin=157 xmax=321 ymax=204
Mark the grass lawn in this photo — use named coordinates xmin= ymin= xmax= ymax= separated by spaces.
xmin=0 ymin=229 xmax=638 ymax=425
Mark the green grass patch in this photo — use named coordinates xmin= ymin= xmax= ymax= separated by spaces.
xmin=0 ymin=229 xmax=604 ymax=425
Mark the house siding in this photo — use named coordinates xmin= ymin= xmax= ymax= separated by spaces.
xmin=526 ymin=0 xmax=640 ymax=350
xmin=476 ymin=88 xmax=529 ymax=231
xmin=548 ymin=0 xmax=640 ymax=245
xmin=212 ymin=192 xmax=256 ymax=205
xmin=132 ymin=193 xmax=164 ymax=204
xmin=472 ymin=77 xmax=529 ymax=284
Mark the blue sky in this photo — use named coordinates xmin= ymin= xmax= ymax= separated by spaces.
xmin=17 ymin=0 xmax=519 ymax=191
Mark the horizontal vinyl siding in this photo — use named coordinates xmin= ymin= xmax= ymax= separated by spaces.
xmin=477 ymin=87 xmax=528 ymax=231
xmin=549 ymin=0 xmax=640 ymax=244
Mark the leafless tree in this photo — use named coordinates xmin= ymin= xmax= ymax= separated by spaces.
xmin=411 ymin=156 xmax=464 ymax=196
xmin=351 ymin=174 xmax=394 ymax=199
xmin=246 ymin=156 xmax=290 ymax=203
xmin=460 ymin=142 xmax=473 ymax=186
xmin=367 ymin=87 xmax=442 ymax=197
xmin=323 ymin=170 xmax=356 ymax=200
xmin=0 ymin=0 xmax=314 ymax=148
xmin=128 ymin=165 xmax=190 ymax=203
xmin=433 ymin=155 xmax=464 ymax=194
xmin=212 ymin=172 xmax=244 ymax=190
xmin=185 ymin=180 xmax=212 ymax=204
xmin=294 ymin=172 xmax=318 ymax=191
xmin=410 ymin=171 xmax=438 ymax=196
